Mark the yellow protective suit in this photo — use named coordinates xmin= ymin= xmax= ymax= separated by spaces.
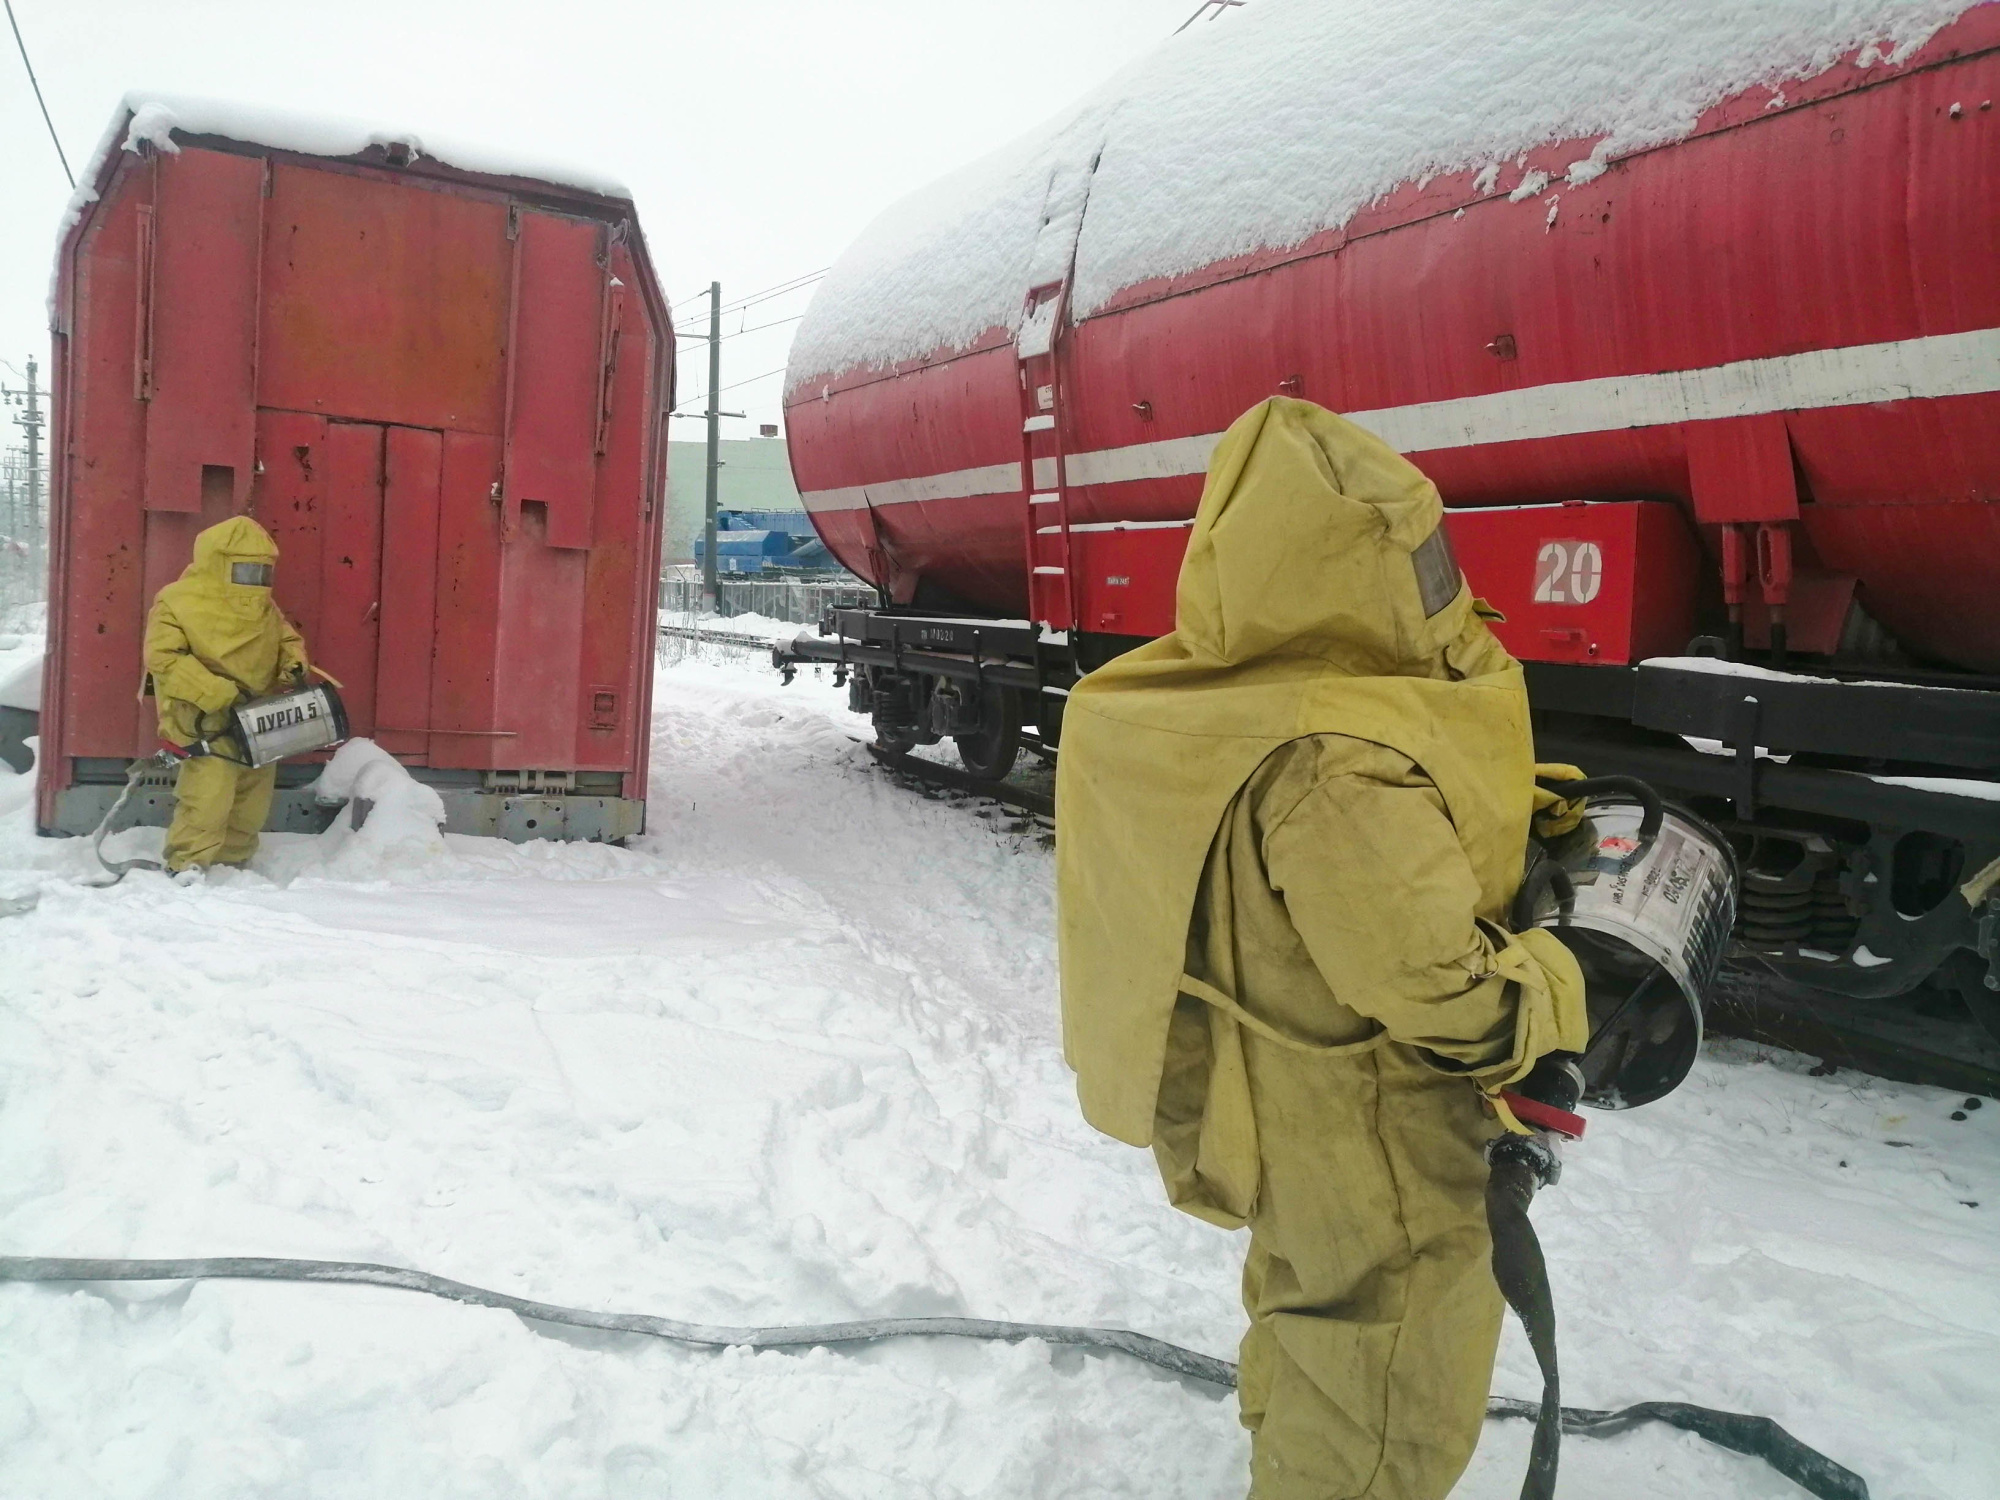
xmin=1056 ymin=398 xmax=1587 ymax=1498
xmin=143 ymin=517 xmax=309 ymax=872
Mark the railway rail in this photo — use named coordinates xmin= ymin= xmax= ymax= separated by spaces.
xmin=864 ymin=745 xmax=1054 ymax=824
xmin=657 ymin=624 xmax=785 ymax=653
xmin=846 ymin=718 xmax=2000 ymax=1099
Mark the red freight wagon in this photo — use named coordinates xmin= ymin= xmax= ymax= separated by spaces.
xmin=777 ymin=6 xmax=2000 ymax=1045
xmin=39 ymin=96 xmax=672 ymax=842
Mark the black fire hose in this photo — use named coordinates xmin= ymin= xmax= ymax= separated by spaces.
xmin=0 ymin=1254 xmax=1869 ymax=1495
xmin=1487 ymin=1156 xmax=1564 ymax=1496
xmin=1482 ymin=1169 xmax=1870 ymax=1500
xmin=1511 ymin=772 xmax=1668 ymax=930
xmin=0 ymin=1255 xmax=1234 ymax=1387
xmin=1508 ymin=854 xmax=1576 ymax=933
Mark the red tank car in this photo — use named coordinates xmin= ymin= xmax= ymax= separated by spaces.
xmin=39 ymin=96 xmax=672 ymax=842
xmin=777 ymin=4 xmax=2000 ymax=1046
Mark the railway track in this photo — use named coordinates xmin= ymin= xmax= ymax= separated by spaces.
xmin=864 ymin=745 xmax=1055 ymax=824
xmin=852 ymin=736 xmax=2000 ymax=1098
xmin=657 ymin=624 xmax=782 ymax=652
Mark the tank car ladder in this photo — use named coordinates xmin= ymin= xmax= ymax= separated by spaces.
xmin=1016 ymin=158 xmax=1097 ymax=634
xmin=1018 ymin=280 xmax=1074 ymax=631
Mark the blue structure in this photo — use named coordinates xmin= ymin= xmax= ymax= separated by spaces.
xmin=693 ymin=509 xmax=842 ymax=574
xmin=720 ymin=509 xmax=817 ymax=538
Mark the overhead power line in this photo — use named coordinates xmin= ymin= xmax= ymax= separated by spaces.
xmin=670 ymin=268 xmax=828 ymax=321
xmin=673 ymin=363 xmax=792 ymax=412
xmin=712 ymin=364 xmax=790 ymax=396
xmin=5 ymin=0 xmax=73 ymax=189
xmin=717 ymin=270 xmax=826 ymax=316
xmin=676 ymin=313 xmax=805 ymax=346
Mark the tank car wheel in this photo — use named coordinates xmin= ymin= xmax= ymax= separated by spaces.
xmin=955 ymin=686 xmax=1021 ymax=781
xmin=875 ymin=726 xmax=919 ymax=756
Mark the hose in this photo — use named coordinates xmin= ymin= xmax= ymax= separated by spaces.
xmin=1484 ymin=1398 xmax=1873 ymax=1499
xmin=1535 ymin=773 xmax=1664 ymax=855
xmin=86 ymin=755 xmax=172 ymax=883
xmin=0 ymin=1254 xmax=1870 ymax=1495
xmin=86 ymin=739 xmax=252 ymax=884
xmin=1508 ymin=851 xmax=1576 ymax=932
xmin=0 ymin=1256 xmax=1233 ymax=1386
xmin=1487 ymin=1156 xmax=1563 ymax=1498
xmin=1481 ymin=1172 xmax=1870 ymax=1500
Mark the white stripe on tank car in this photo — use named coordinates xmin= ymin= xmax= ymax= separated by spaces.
xmin=1360 ymin=323 xmax=2000 ymax=459
xmin=798 ymin=459 xmax=1023 ymax=513
xmin=1039 ymin=520 xmax=1197 ymax=534
xmin=800 ymin=326 xmax=2000 ymax=513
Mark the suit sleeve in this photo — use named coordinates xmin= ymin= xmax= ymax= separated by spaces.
xmin=144 ymin=596 xmax=239 ymax=713
xmin=1262 ymin=746 xmax=1586 ymax=1086
xmin=277 ymin=612 xmax=309 ymax=681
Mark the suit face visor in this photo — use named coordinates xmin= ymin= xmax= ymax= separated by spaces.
xmin=230 ymin=562 xmax=275 ymax=587
xmin=1411 ymin=524 xmax=1462 ymax=617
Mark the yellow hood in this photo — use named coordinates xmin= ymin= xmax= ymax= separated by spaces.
xmin=1171 ymin=395 xmax=1469 ymax=676
xmin=1056 ymin=398 xmax=1543 ymax=1144
xmin=181 ymin=515 xmax=281 ymax=615
xmin=147 ymin=516 xmax=304 ymax=721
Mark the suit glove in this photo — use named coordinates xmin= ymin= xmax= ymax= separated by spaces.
xmin=1531 ymin=761 xmax=1588 ymax=838
xmin=1492 ymin=1050 xmax=1587 ymax=1163
xmin=1488 ymin=1128 xmax=1565 ymax=1187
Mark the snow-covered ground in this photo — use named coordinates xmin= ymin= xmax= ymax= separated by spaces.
xmin=2 ymin=654 xmax=1997 ymax=1498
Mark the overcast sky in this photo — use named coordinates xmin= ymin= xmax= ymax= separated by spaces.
xmin=1 ymin=0 xmax=1207 ymax=432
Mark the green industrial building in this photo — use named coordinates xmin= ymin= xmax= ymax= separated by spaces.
xmin=664 ymin=437 xmax=802 ymax=563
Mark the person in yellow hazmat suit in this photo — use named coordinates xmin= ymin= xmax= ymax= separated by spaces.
xmin=1056 ymin=398 xmax=1589 ymax=1499
xmin=143 ymin=516 xmax=310 ymax=874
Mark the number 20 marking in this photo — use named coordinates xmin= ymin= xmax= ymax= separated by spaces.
xmin=1532 ymin=540 xmax=1604 ymax=605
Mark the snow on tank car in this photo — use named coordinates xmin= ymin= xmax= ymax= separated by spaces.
xmin=777 ymin=1 xmax=2000 ymax=1063
xmin=39 ymin=94 xmax=673 ymax=843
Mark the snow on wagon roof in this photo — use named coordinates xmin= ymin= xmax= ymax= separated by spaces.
xmin=53 ymin=91 xmax=633 ymax=320
xmin=109 ymin=90 xmax=628 ymax=196
xmin=59 ymin=90 xmax=628 ymax=249
xmin=787 ymin=0 xmax=1982 ymax=395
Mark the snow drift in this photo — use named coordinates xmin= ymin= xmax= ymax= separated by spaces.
xmin=0 ymin=658 xmax=1997 ymax=1495
xmin=306 ymin=738 xmax=448 ymax=877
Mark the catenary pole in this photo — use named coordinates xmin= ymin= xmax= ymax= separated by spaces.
xmin=703 ymin=281 xmax=722 ymax=610
xmin=24 ymin=358 xmax=41 ymax=584
xmin=3 ymin=356 xmax=46 ymax=593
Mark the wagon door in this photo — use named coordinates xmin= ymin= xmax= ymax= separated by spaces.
xmin=254 ymin=414 xmax=401 ymax=738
